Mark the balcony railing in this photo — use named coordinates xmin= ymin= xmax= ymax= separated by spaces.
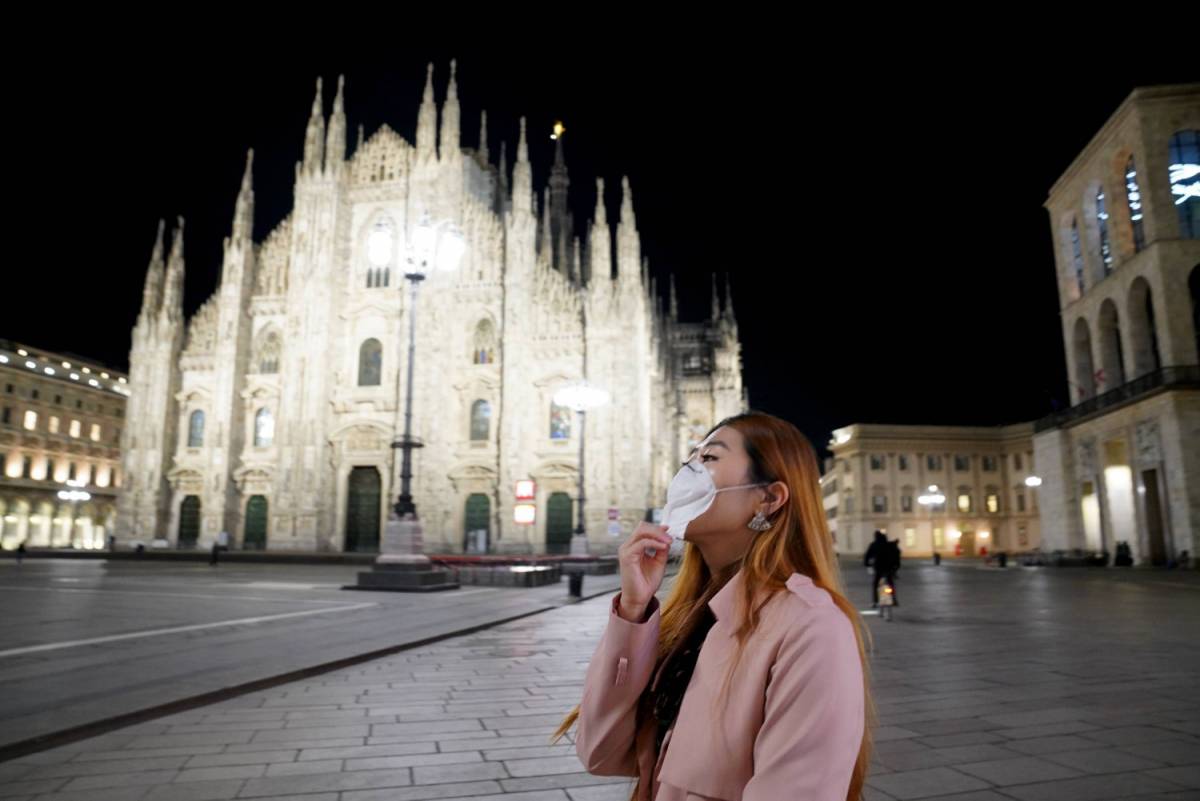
xmin=1035 ymin=365 xmax=1200 ymax=433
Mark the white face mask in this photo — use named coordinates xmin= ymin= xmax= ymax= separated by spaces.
xmin=662 ymin=458 xmax=768 ymax=541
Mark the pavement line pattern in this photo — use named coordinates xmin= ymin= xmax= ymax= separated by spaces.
xmin=0 ymin=602 xmax=380 ymax=658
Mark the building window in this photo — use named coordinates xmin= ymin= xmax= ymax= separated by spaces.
xmin=254 ymin=408 xmax=274 ymax=447
xmin=54 ymin=394 xmax=61 ymax=404
xmin=68 ymin=462 xmax=76 ymax=480
xmin=927 ymin=454 xmax=942 ymax=471
xmin=358 ymin=339 xmax=383 ymax=386
xmin=844 ymin=491 xmax=855 ymax=515
xmin=1096 ymin=187 xmax=1113 ymax=275
xmin=549 ymin=401 xmax=571 ymax=440
xmin=954 ymin=455 xmax=970 ymax=472
xmin=1071 ymin=219 xmax=1085 ymax=295
xmin=1017 ymin=492 xmax=1026 ymax=512
xmin=898 ymin=454 xmax=909 ymax=471
xmin=1 ymin=406 xmax=9 ymax=425
xmin=933 ymin=527 xmax=945 ymax=549
xmin=366 ymin=217 xmax=395 ymax=287
xmin=31 ymin=389 xmax=39 ymax=400
xmin=957 ymin=491 xmax=972 ymax=513
xmin=23 ymin=410 xmax=37 ymax=431
xmin=1125 ymin=156 xmax=1146 ymax=252
xmin=904 ymin=527 xmax=916 ymax=548
xmin=473 ymin=320 xmax=496 ymax=365
xmin=1167 ymin=130 xmax=1200 ymax=239
xmin=470 ymin=400 xmax=491 ymax=441
xmin=188 ymin=410 xmax=204 ymax=448
xmin=986 ymin=492 xmax=1000 ymax=514
xmin=22 ymin=455 xmax=33 ymax=479
xmin=1014 ymin=453 xmax=1023 ymax=470
xmin=46 ymin=458 xmax=56 ymax=482
xmin=901 ymin=494 xmax=913 ymax=513
xmin=69 ymin=419 xmax=81 ymax=438
xmin=4 ymin=383 xmax=12 ymax=393
xmin=254 ymin=328 xmax=282 ymax=374
xmin=76 ymin=399 xmax=83 ymax=409
xmin=90 ymin=423 xmax=101 ymax=442
xmin=872 ymin=492 xmax=887 ymax=514
xmin=982 ymin=455 xmax=997 ymax=472
xmin=869 ymin=454 xmax=885 ymax=471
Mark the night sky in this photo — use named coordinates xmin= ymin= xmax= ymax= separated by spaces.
xmin=11 ymin=35 xmax=1197 ymax=460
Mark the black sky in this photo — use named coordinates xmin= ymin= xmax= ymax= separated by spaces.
xmin=9 ymin=32 xmax=1197 ymax=459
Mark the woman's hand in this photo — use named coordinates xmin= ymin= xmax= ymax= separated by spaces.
xmin=616 ymin=523 xmax=671 ymax=622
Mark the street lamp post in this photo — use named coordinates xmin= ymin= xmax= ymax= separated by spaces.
xmin=553 ymin=382 xmax=609 ymax=556
xmin=918 ymin=484 xmax=945 ymax=563
xmin=348 ymin=213 xmax=465 ymax=593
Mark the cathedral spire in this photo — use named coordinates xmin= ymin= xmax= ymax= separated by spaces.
xmin=140 ymin=219 xmax=166 ymax=321
xmin=512 ymin=117 xmax=532 ymax=214
xmin=302 ymin=77 xmax=325 ymax=176
xmin=711 ymin=273 xmax=721 ymax=321
xmin=589 ymin=178 xmax=612 ymax=284
xmin=324 ymin=75 xmax=346 ymax=175
xmin=416 ymin=63 xmax=437 ymax=156
xmin=723 ymin=273 xmax=736 ymax=324
xmin=439 ymin=59 xmax=460 ymax=159
xmin=162 ymin=217 xmax=186 ymax=322
xmin=616 ymin=176 xmax=640 ymax=283
xmin=548 ymin=122 xmax=570 ymax=274
xmin=539 ymin=187 xmax=551 ymax=258
xmin=231 ymin=149 xmax=254 ymax=243
xmin=357 ymin=124 xmax=365 ymax=153
xmin=669 ymin=274 xmax=679 ymax=320
xmin=478 ymin=109 xmax=489 ymax=164
xmin=593 ymin=177 xmax=606 ymax=226
xmin=498 ymin=140 xmax=508 ymax=189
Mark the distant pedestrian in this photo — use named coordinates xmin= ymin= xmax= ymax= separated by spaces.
xmin=16 ymin=541 xmax=26 ymax=565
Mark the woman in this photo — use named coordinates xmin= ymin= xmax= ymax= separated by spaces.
xmin=554 ymin=412 xmax=874 ymax=800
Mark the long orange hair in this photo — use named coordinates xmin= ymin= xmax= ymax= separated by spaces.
xmin=553 ymin=411 xmax=876 ymax=801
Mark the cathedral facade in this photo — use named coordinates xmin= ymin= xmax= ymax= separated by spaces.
xmin=116 ymin=63 xmax=746 ymax=555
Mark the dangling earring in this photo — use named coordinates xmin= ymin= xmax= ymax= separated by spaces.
xmin=748 ymin=511 xmax=772 ymax=532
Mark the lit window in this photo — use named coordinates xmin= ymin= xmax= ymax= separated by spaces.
xmin=904 ymin=528 xmax=916 ymax=548
xmin=23 ymin=410 xmax=37 ymax=431
xmin=1096 ymin=187 xmax=1113 ymax=274
xmin=470 ymin=400 xmax=491 ymax=441
xmin=1125 ymin=156 xmax=1145 ymax=252
xmin=1167 ymin=130 xmax=1200 ymax=238
xmin=90 ymin=423 xmax=101 ymax=442
xmin=1070 ymin=220 xmax=1085 ymax=295
xmin=986 ymin=494 xmax=999 ymax=513
xmin=254 ymin=408 xmax=274 ymax=447
xmin=49 ymin=416 xmax=59 ymax=434
xmin=69 ymin=419 xmax=81 ymax=438
xmin=957 ymin=493 xmax=972 ymax=513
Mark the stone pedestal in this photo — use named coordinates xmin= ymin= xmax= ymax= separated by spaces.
xmin=345 ymin=514 xmax=458 ymax=592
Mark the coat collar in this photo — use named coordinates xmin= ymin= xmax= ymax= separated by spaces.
xmin=707 ymin=568 xmax=816 ymax=621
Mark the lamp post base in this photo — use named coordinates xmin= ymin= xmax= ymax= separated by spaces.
xmin=345 ymin=514 xmax=459 ymax=592
xmin=570 ymin=533 xmax=590 ymax=556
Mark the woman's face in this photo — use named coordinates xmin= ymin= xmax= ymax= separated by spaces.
xmin=682 ymin=426 xmax=766 ymax=540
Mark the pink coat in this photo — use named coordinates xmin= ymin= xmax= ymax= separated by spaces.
xmin=575 ymin=570 xmax=865 ymax=801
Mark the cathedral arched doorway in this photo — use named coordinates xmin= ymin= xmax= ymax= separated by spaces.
xmin=178 ymin=496 xmax=201 ymax=549
xmin=244 ymin=495 xmax=268 ymax=550
xmin=345 ymin=467 xmax=381 ymax=553
xmin=546 ymin=492 xmax=573 ymax=555
xmin=463 ymin=494 xmax=490 ymax=554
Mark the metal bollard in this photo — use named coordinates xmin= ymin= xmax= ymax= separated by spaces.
xmin=568 ymin=572 xmax=584 ymax=599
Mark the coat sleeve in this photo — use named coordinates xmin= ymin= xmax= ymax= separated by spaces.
xmin=574 ymin=593 xmax=661 ymax=777
xmin=743 ymin=606 xmax=865 ymax=801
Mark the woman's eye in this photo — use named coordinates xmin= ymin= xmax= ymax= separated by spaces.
xmin=700 ymin=454 xmax=716 ymax=462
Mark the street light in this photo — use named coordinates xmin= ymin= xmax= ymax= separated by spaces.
xmin=349 ymin=212 xmax=464 ymax=593
xmin=1024 ymin=475 xmax=1043 ymax=487
xmin=553 ymin=381 xmax=609 ymax=556
xmin=392 ymin=213 xmax=465 ymax=523
xmin=918 ymin=484 xmax=945 ymax=562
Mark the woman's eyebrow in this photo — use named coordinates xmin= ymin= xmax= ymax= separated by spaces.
xmin=702 ymin=440 xmax=730 ymax=451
